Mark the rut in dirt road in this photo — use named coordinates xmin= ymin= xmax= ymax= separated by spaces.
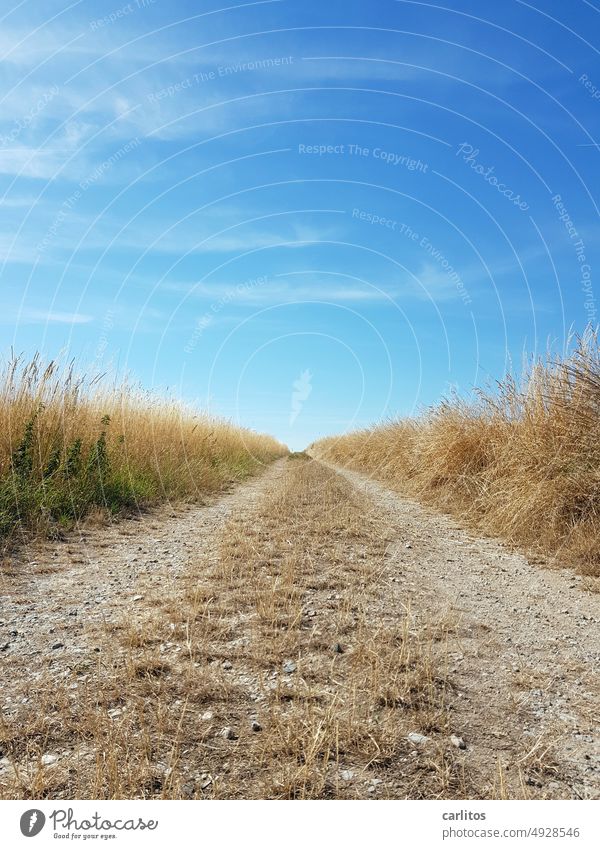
xmin=0 ymin=456 xmax=598 ymax=799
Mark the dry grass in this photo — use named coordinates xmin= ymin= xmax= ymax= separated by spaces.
xmin=0 ymin=353 xmax=286 ymax=541
xmin=313 ymin=330 xmax=600 ymax=576
xmin=0 ymin=458 xmax=468 ymax=800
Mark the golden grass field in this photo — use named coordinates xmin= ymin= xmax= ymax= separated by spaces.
xmin=313 ymin=331 xmax=600 ymax=577
xmin=0 ymin=354 xmax=286 ymax=542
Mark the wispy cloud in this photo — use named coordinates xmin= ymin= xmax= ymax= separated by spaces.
xmin=63 ymin=217 xmax=334 ymax=256
xmin=16 ymin=309 xmax=94 ymax=325
xmin=232 ymin=283 xmax=385 ymax=303
xmin=167 ymin=276 xmax=402 ymax=305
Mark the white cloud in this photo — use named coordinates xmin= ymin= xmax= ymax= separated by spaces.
xmin=18 ymin=309 xmax=93 ymax=324
xmin=167 ymin=276 xmax=396 ymax=305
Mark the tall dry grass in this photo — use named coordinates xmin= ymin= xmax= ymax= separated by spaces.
xmin=0 ymin=354 xmax=286 ymax=540
xmin=313 ymin=330 xmax=600 ymax=575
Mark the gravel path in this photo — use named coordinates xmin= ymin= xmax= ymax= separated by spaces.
xmin=1 ymin=456 xmax=598 ymax=799
xmin=327 ymin=462 xmax=600 ymax=799
xmin=0 ymin=462 xmax=288 ymax=704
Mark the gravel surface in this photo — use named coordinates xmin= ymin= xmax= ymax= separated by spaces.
xmin=330 ymin=462 xmax=600 ymax=799
xmin=1 ymin=457 xmax=598 ymax=799
xmin=0 ymin=463 xmax=287 ymax=709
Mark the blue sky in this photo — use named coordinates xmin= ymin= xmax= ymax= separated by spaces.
xmin=1 ymin=0 xmax=599 ymax=449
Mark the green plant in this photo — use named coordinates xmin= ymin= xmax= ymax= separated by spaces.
xmin=0 ymin=355 xmax=287 ymax=543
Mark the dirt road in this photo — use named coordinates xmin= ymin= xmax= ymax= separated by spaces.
xmin=329 ymin=462 xmax=600 ymax=800
xmin=0 ymin=457 xmax=598 ymax=799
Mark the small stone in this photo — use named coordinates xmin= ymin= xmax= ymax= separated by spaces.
xmin=333 ymin=642 xmax=344 ymax=654
xmin=407 ymin=732 xmax=429 ymax=745
xmin=282 ymin=660 xmax=297 ymax=674
xmin=220 ymin=726 xmax=238 ymax=740
xmin=94 ymin=597 xmax=103 ymax=604
xmin=41 ymin=754 xmax=58 ymax=766
xmin=404 ymin=543 xmax=413 ymax=549
xmin=450 ymin=735 xmax=467 ymax=750
xmin=132 ymin=595 xmax=143 ymax=602
xmin=51 ymin=642 xmax=64 ymax=650
xmin=154 ymin=762 xmax=172 ymax=779
xmin=340 ymin=769 xmax=354 ymax=781
xmin=222 ymin=660 xmax=233 ymax=670
xmin=251 ymin=720 xmax=262 ymax=732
